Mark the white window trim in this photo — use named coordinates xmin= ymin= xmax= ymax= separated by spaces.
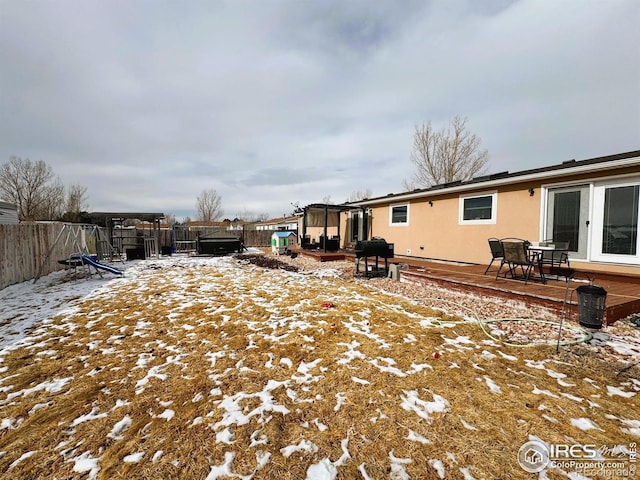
xmin=458 ymin=191 xmax=497 ymax=225
xmin=389 ymin=203 xmax=410 ymax=226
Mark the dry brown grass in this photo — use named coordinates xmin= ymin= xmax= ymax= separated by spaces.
xmin=0 ymin=257 xmax=638 ymax=480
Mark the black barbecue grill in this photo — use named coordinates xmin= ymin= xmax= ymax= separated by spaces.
xmin=354 ymin=238 xmax=394 ymax=277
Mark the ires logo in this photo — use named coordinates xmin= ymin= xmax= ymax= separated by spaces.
xmin=518 ymin=440 xmax=637 ymax=477
xmin=548 ymin=444 xmax=599 ymax=459
xmin=518 ymin=441 xmax=598 ymax=473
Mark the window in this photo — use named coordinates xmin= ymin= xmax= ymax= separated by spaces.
xmin=459 ymin=192 xmax=497 ymax=224
xmin=591 ymin=180 xmax=640 ymax=263
xmin=389 ymin=204 xmax=409 ymax=226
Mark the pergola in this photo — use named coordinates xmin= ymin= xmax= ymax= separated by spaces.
xmin=299 ymin=203 xmax=366 ymax=252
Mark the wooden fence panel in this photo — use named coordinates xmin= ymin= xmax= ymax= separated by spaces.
xmin=242 ymin=229 xmax=277 ymax=247
xmin=0 ymin=223 xmax=85 ymax=290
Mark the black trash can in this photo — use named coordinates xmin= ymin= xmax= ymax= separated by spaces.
xmin=576 ymin=285 xmax=607 ymax=329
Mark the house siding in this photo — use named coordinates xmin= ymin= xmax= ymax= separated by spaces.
xmin=369 ymin=186 xmax=540 ymax=263
xmin=0 ymin=202 xmax=19 ymax=225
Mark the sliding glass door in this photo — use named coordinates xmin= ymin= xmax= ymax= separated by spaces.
xmin=546 ymin=185 xmax=590 ymax=259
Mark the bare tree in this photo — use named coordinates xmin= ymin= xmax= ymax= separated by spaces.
xmin=60 ymin=183 xmax=89 ymax=222
xmin=321 ymin=195 xmax=334 ymax=205
xmin=42 ymin=180 xmax=66 ymax=220
xmin=0 ymin=157 xmax=61 ymax=221
xmin=66 ymin=183 xmax=89 ymax=213
xmin=196 ymin=189 xmax=223 ymax=222
xmin=346 ymin=189 xmax=372 ymax=202
xmin=404 ymin=115 xmax=489 ymax=190
xmin=236 ymin=207 xmax=270 ymax=223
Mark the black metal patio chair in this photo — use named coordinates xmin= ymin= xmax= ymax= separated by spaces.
xmin=493 ymin=237 xmax=529 ymax=278
xmin=500 ymin=240 xmax=545 ymax=285
xmin=484 ymin=238 xmax=505 ymax=275
xmin=540 ymin=239 xmax=572 ymax=280
xmin=540 ymin=239 xmax=570 ymax=267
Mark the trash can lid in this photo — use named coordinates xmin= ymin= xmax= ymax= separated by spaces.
xmin=576 ymin=285 xmax=607 ymax=295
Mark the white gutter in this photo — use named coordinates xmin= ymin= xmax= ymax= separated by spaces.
xmin=353 ymin=156 xmax=640 ymax=206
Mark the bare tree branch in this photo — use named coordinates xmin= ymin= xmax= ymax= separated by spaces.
xmin=196 ymin=189 xmax=223 ymax=222
xmin=404 ymin=116 xmax=489 ymax=189
xmin=0 ymin=157 xmax=62 ymax=221
xmin=346 ymin=189 xmax=372 ymax=202
xmin=66 ymin=183 xmax=89 ymax=214
xmin=61 ymin=183 xmax=90 ymax=222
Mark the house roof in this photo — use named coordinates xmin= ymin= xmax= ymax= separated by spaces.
xmin=186 ymin=220 xmax=230 ymax=228
xmin=272 ymin=231 xmax=297 ymax=238
xmin=256 ymin=216 xmax=298 ymax=226
xmin=136 ymin=222 xmax=173 ymax=230
xmin=350 ymin=149 xmax=640 ymax=206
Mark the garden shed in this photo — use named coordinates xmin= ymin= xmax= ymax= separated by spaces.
xmin=271 ymin=231 xmax=297 ymax=255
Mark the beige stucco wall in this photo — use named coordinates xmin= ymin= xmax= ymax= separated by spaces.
xmin=369 ymin=183 xmax=540 ymax=265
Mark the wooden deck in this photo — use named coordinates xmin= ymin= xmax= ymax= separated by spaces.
xmin=295 ymin=249 xmax=640 ymax=325
xmin=400 ymin=261 xmax=639 ymax=325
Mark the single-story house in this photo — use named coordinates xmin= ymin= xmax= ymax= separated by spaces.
xmin=0 ymin=201 xmax=19 ymax=224
xmin=345 ymin=150 xmax=640 ymax=277
xmin=255 ymin=216 xmax=299 ymax=231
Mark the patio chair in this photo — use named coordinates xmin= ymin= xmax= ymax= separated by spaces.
xmin=540 ymin=239 xmax=571 ymax=280
xmin=540 ymin=239 xmax=570 ymax=267
xmin=500 ymin=240 xmax=545 ymax=285
xmin=493 ymin=237 xmax=528 ymax=278
xmin=484 ymin=238 xmax=505 ymax=275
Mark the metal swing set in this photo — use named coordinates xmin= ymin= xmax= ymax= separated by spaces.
xmin=33 ymin=223 xmax=124 ymax=283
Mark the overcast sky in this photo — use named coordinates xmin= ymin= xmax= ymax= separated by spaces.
xmin=1 ymin=0 xmax=638 ymax=220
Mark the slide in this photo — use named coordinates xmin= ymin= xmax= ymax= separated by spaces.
xmin=80 ymin=255 xmax=124 ymax=276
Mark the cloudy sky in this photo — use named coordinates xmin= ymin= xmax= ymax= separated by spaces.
xmin=1 ymin=0 xmax=638 ymax=220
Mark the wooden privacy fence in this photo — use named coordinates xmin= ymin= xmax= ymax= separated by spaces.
xmin=0 ymin=223 xmax=294 ymax=290
xmin=0 ymin=223 xmax=85 ymax=290
xmin=242 ymin=229 xmax=275 ymax=247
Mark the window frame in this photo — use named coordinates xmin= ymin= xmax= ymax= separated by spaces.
xmin=458 ymin=191 xmax=497 ymax=225
xmin=389 ymin=203 xmax=410 ymax=227
xmin=590 ymin=178 xmax=640 ymax=264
